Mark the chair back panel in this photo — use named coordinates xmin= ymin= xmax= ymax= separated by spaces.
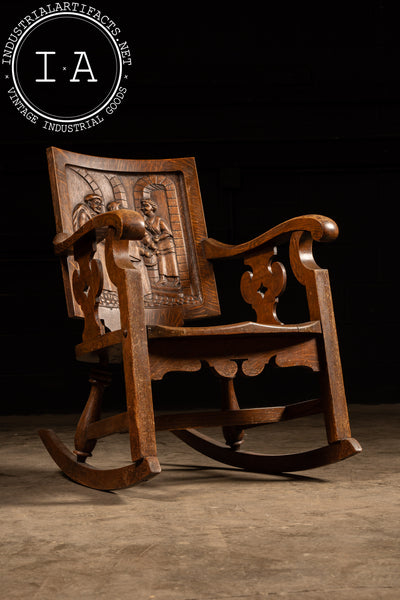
xmin=47 ymin=147 xmax=220 ymax=330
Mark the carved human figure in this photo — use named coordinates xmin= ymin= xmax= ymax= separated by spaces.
xmin=72 ymin=193 xmax=112 ymax=297
xmin=106 ymin=199 xmax=123 ymax=212
xmin=140 ymin=197 xmax=180 ymax=287
xmin=72 ymin=193 xmax=104 ymax=230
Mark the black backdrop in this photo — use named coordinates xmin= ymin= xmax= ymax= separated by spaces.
xmin=1 ymin=3 xmax=399 ymax=414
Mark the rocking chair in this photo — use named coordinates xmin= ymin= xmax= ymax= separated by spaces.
xmin=39 ymin=147 xmax=361 ymax=490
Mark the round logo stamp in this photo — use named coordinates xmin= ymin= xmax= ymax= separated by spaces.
xmin=2 ymin=4 xmax=132 ymax=132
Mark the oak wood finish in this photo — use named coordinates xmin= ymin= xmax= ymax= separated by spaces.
xmin=85 ymin=398 xmax=324 ymax=440
xmin=39 ymin=147 xmax=361 ymax=490
xmin=172 ymin=429 xmax=362 ymax=474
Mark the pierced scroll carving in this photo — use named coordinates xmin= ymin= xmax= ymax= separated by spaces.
xmin=72 ymin=236 xmax=105 ymax=341
xmin=240 ymin=247 xmax=287 ymax=324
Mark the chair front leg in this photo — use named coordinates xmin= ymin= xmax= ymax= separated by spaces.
xmin=289 ymin=230 xmax=352 ymax=443
xmin=105 ymin=234 xmax=159 ymax=465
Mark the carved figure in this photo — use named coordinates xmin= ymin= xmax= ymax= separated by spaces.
xmin=72 ymin=193 xmax=112 ymax=303
xmin=140 ymin=198 xmax=180 ymax=287
xmin=72 ymin=193 xmax=104 ymax=230
xmin=106 ymin=199 xmax=123 ymax=212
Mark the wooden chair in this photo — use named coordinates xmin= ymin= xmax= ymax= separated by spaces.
xmin=39 ymin=147 xmax=361 ymax=490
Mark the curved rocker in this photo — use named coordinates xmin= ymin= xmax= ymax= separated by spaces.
xmin=39 ymin=429 xmax=161 ymax=490
xmin=173 ymin=428 xmax=362 ymax=474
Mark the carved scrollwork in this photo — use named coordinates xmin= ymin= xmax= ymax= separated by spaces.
xmin=289 ymin=231 xmax=319 ymax=287
xmin=240 ymin=247 xmax=287 ymax=324
xmin=241 ymin=338 xmax=320 ymax=377
xmin=241 ymin=352 xmax=277 ymax=377
xmin=206 ymin=359 xmax=239 ymax=379
xmin=72 ymin=236 xmax=105 ymax=340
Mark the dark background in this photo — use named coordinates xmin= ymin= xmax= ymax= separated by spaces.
xmin=1 ymin=3 xmax=399 ymax=414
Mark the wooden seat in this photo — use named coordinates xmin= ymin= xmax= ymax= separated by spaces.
xmin=147 ymin=320 xmax=322 ymax=337
xmin=39 ymin=147 xmax=361 ymax=490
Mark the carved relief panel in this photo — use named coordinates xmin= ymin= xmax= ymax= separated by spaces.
xmin=63 ymin=162 xmax=208 ymax=330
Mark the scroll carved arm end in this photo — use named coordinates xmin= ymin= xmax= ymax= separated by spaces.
xmin=289 ymin=230 xmax=324 ymax=286
xmin=53 ymin=209 xmax=145 ymax=256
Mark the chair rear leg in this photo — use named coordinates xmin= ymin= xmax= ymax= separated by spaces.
xmin=74 ymin=366 xmax=111 ymax=462
xmin=318 ymin=338 xmax=353 ymax=445
xmin=220 ymin=378 xmax=245 ymax=451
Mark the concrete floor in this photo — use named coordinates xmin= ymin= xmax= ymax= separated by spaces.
xmin=0 ymin=404 xmax=399 ymax=600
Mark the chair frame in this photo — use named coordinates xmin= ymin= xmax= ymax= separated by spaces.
xmin=39 ymin=147 xmax=361 ymax=490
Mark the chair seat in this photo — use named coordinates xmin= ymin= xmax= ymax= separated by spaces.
xmin=147 ymin=320 xmax=323 ymax=380
xmin=75 ymin=320 xmax=322 ymax=364
xmin=147 ymin=320 xmax=322 ymax=339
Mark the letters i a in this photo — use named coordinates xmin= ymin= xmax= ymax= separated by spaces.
xmin=35 ymin=51 xmax=98 ymax=82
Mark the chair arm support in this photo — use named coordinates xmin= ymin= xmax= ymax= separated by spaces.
xmin=202 ymin=214 xmax=338 ymax=259
xmin=203 ymin=214 xmax=339 ymax=326
xmin=53 ymin=209 xmax=145 ymax=255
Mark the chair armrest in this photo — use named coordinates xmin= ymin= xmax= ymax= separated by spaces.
xmin=202 ymin=214 xmax=340 ymax=326
xmin=202 ymin=214 xmax=338 ymax=259
xmin=53 ymin=209 xmax=145 ymax=255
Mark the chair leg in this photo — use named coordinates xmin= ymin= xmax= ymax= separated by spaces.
xmin=74 ymin=366 xmax=111 ymax=462
xmin=121 ymin=327 xmax=160 ymax=468
xmin=173 ymin=345 xmax=362 ymax=474
xmin=38 ymin=341 xmax=162 ymax=490
xmin=317 ymin=335 xmax=353 ymax=445
xmin=107 ymin=246 xmax=161 ymax=473
xmin=220 ymin=378 xmax=245 ymax=451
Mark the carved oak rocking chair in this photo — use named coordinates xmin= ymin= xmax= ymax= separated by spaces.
xmin=39 ymin=147 xmax=361 ymax=490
